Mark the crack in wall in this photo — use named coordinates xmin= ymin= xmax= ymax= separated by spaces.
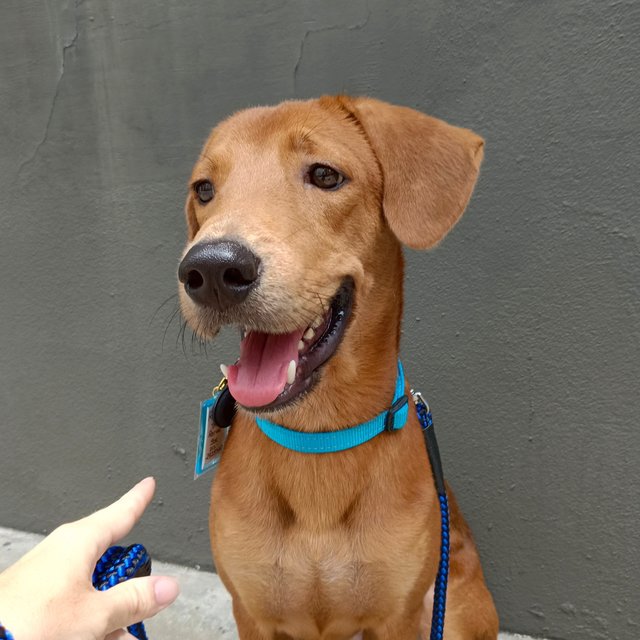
xmin=17 ymin=3 xmax=80 ymax=178
xmin=293 ymin=1 xmax=371 ymax=93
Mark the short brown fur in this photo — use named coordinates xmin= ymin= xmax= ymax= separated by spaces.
xmin=180 ymin=96 xmax=498 ymax=639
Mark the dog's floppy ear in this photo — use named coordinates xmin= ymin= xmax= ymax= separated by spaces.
xmin=349 ymin=97 xmax=484 ymax=249
xmin=185 ymin=195 xmax=199 ymax=240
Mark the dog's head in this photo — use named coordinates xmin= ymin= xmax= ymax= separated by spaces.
xmin=178 ymin=96 xmax=483 ymax=413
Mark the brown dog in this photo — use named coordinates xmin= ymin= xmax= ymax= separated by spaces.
xmin=178 ymin=96 xmax=499 ymax=639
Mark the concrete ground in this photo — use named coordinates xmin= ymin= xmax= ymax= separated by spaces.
xmin=0 ymin=527 xmax=540 ymax=640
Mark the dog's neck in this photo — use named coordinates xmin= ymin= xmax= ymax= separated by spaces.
xmin=259 ymin=238 xmax=405 ymax=433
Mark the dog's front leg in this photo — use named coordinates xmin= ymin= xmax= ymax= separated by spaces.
xmin=363 ymin=615 xmax=422 ymax=640
xmin=363 ymin=607 xmax=425 ymax=640
xmin=232 ymin=597 xmax=270 ymax=640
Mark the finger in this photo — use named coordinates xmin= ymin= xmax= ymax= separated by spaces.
xmin=105 ymin=630 xmax=137 ymax=640
xmin=76 ymin=477 xmax=156 ymax=553
xmin=102 ymin=575 xmax=180 ymax=632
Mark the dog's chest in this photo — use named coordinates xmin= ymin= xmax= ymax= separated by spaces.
xmin=217 ymin=518 xmax=403 ymax=635
xmin=210 ymin=420 xmax=437 ymax=635
xmin=212 ymin=486 xmax=432 ymax=637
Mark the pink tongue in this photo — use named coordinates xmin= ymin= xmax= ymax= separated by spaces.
xmin=227 ymin=329 xmax=304 ymax=407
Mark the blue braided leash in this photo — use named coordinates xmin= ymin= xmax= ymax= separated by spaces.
xmin=413 ymin=391 xmax=450 ymax=640
xmin=92 ymin=543 xmax=152 ymax=640
xmin=0 ymin=545 xmax=152 ymax=640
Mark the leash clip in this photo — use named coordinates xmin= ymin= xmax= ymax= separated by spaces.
xmin=411 ymin=389 xmax=433 ymax=431
xmin=411 ymin=389 xmax=429 ymax=412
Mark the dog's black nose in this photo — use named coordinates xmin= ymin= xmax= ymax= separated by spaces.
xmin=178 ymin=240 xmax=261 ymax=310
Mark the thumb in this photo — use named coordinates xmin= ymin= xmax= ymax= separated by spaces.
xmin=102 ymin=576 xmax=180 ymax=632
xmin=105 ymin=630 xmax=137 ymax=640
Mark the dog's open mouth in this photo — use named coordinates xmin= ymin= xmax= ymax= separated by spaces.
xmin=222 ymin=278 xmax=354 ymax=411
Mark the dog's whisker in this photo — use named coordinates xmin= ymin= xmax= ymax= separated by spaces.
xmin=190 ymin=321 xmax=197 ymax=355
xmin=178 ymin=320 xmax=188 ymax=359
xmin=193 ymin=316 xmax=207 ymax=355
xmin=195 ymin=315 xmax=210 ymax=357
xmin=162 ymin=306 xmax=182 ymax=352
xmin=149 ymin=293 xmax=179 ymax=326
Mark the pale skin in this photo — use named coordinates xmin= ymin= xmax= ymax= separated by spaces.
xmin=0 ymin=477 xmax=180 ymax=640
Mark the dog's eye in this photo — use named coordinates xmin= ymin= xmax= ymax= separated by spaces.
xmin=308 ymin=164 xmax=345 ymax=190
xmin=194 ymin=180 xmax=215 ymax=204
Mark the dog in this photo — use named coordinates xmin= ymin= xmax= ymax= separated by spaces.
xmin=178 ymin=96 xmax=499 ymax=639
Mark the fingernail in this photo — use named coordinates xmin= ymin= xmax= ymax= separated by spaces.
xmin=134 ymin=477 xmax=155 ymax=491
xmin=154 ymin=577 xmax=180 ymax=606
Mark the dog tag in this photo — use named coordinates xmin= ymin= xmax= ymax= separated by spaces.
xmin=194 ymin=380 xmax=236 ymax=479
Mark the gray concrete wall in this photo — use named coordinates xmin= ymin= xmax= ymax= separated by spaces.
xmin=0 ymin=1 xmax=638 ymax=638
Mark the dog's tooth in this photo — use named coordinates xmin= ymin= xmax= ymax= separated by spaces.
xmin=311 ymin=316 xmax=322 ymax=329
xmin=298 ymin=340 xmax=305 ymax=351
xmin=220 ymin=364 xmax=229 ymax=378
xmin=287 ymin=360 xmax=296 ymax=385
xmin=303 ymin=327 xmax=315 ymax=341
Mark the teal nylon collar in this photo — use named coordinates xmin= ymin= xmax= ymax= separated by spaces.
xmin=255 ymin=361 xmax=409 ymax=454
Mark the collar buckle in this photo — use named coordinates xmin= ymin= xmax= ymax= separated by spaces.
xmin=384 ymin=394 xmax=409 ymax=432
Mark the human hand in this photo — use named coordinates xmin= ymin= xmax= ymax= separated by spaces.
xmin=0 ymin=477 xmax=180 ymax=640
